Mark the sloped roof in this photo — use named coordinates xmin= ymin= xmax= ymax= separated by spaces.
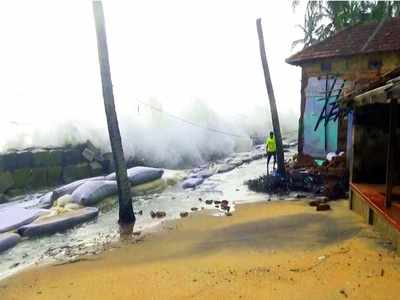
xmin=286 ymin=17 xmax=400 ymax=65
xmin=341 ymin=65 xmax=400 ymax=107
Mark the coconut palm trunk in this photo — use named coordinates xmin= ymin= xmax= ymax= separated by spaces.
xmin=92 ymin=1 xmax=135 ymax=226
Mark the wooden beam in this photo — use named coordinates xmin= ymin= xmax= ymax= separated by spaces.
xmin=256 ymin=18 xmax=286 ymax=177
xmin=353 ymin=83 xmax=393 ymax=106
xmin=385 ymin=98 xmax=397 ymax=208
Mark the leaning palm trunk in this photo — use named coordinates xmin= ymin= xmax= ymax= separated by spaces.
xmin=92 ymin=1 xmax=135 ymax=226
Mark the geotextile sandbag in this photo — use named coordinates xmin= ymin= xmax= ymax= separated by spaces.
xmin=37 ymin=192 xmax=56 ymax=209
xmin=17 ymin=207 xmax=99 ymax=237
xmin=0 ymin=233 xmax=20 ymax=253
xmin=190 ymin=169 xmax=214 ymax=179
xmin=216 ymin=164 xmax=236 ymax=174
xmin=0 ymin=207 xmax=49 ymax=233
xmin=230 ymin=158 xmax=244 ymax=167
xmin=106 ymin=167 xmax=164 ymax=186
xmin=71 ymin=180 xmax=118 ymax=206
xmin=182 ymin=177 xmax=204 ymax=189
xmin=53 ymin=176 xmax=106 ymax=198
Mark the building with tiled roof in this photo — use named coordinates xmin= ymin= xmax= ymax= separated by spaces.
xmin=286 ymin=17 xmax=400 ymax=158
xmin=287 ymin=17 xmax=400 ymax=65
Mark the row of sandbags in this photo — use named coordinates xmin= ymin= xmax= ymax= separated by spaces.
xmin=181 ymin=150 xmax=265 ymax=189
xmin=0 ymin=206 xmax=100 ymax=253
xmin=0 ymin=167 xmax=165 ymax=253
xmin=36 ymin=166 xmax=164 ymax=208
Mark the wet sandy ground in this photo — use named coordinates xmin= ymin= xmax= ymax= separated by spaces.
xmin=1 ymin=199 xmax=400 ymax=300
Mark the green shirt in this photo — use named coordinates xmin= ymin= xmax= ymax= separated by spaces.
xmin=266 ymin=136 xmax=276 ymax=152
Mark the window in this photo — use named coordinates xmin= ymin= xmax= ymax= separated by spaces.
xmin=321 ymin=61 xmax=332 ymax=72
xmin=368 ymin=59 xmax=382 ymax=70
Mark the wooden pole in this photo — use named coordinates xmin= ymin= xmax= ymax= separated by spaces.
xmin=93 ymin=1 xmax=135 ymax=225
xmin=256 ymin=18 xmax=286 ymax=177
xmin=385 ymin=98 xmax=397 ymax=208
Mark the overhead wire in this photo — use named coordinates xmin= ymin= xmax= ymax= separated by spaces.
xmin=134 ymin=99 xmax=250 ymax=139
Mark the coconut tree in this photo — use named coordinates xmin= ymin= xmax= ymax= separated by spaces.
xmin=292 ymin=4 xmax=323 ymax=49
xmin=92 ymin=1 xmax=135 ymax=229
xmin=293 ymin=1 xmax=400 ymax=49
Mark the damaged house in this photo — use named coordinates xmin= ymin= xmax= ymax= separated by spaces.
xmin=342 ymin=67 xmax=400 ymax=252
xmin=286 ymin=17 xmax=400 ymax=159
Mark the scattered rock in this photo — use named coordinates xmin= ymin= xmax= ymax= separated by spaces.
xmin=9 ymin=262 xmax=20 ymax=269
xmin=296 ymin=194 xmax=306 ymax=198
xmin=198 ymin=198 xmax=202 ymax=202
xmin=309 ymin=200 xmax=320 ymax=206
xmin=214 ymin=200 xmax=221 ymax=205
xmin=150 ymin=211 xmax=157 ymax=218
xmin=155 ymin=211 xmax=166 ymax=218
xmin=339 ymin=289 xmax=348 ymax=298
xmin=316 ymin=203 xmax=330 ymax=211
xmin=221 ymin=200 xmax=229 ymax=211
xmin=215 ymin=205 xmax=220 ymax=209
xmin=205 ymin=200 xmax=213 ymax=205
xmin=191 ymin=207 xmax=198 ymax=211
xmin=222 ymin=205 xmax=230 ymax=212
xmin=180 ymin=212 xmax=189 ymax=218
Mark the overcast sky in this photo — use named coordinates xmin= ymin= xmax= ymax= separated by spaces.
xmin=0 ymin=0 xmax=305 ymax=148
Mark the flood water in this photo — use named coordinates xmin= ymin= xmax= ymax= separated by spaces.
xmin=0 ymin=146 xmax=297 ymax=280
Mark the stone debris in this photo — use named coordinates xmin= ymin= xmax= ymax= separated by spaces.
xmin=316 ymin=203 xmax=331 ymax=211
xmin=220 ymin=200 xmax=229 ymax=211
xmin=150 ymin=211 xmax=166 ymax=219
xmin=180 ymin=212 xmax=189 ymax=218
xmin=247 ymin=152 xmax=348 ymax=201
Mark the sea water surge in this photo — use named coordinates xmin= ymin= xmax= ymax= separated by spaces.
xmin=0 ymin=143 xmax=297 ymax=280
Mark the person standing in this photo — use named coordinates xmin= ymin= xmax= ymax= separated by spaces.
xmin=266 ymin=131 xmax=276 ymax=174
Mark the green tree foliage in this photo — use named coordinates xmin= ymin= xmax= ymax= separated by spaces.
xmin=293 ymin=1 xmax=400 ymax=49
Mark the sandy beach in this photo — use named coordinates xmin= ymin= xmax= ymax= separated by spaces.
xmin=1 ymin=199 xmax=400 ymax=300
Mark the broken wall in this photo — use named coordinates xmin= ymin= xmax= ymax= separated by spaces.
xmin=298 ymin=51 xmax=400 ymax=157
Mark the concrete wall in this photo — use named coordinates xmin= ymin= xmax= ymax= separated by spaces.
xmin=301 ymin=52 xmax=400 ymax=83
xmin=350 ymin=188 xmax=400 ymax=254
xmin=0 ymin=142 xmax=114 ymax=198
